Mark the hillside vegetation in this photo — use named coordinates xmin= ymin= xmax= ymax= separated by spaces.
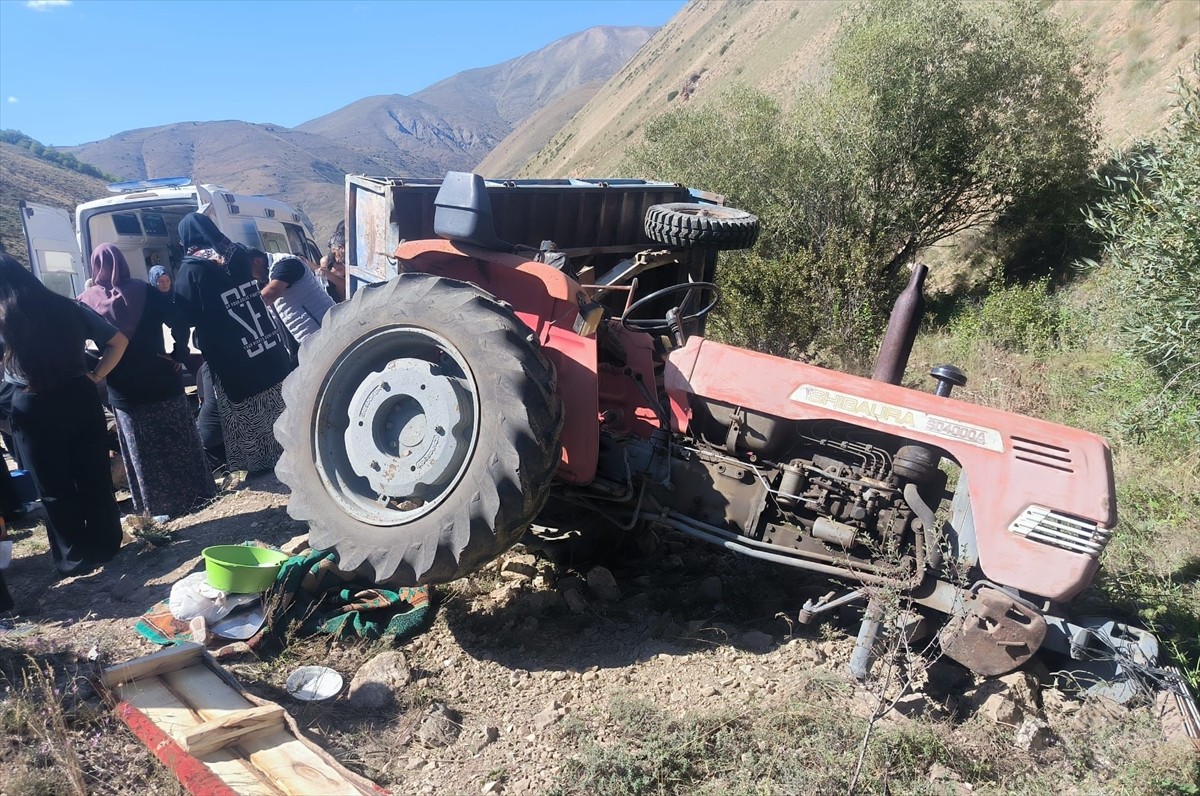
xmin=0 ymin=130 xmax=114 ymax=182
xmin=0 ymin=141 xmax=108 ymax=266
xmin=527 ymin=4 xmax=1200 ymax=785
xmin=526 ymin=0 xmax=1199 ymax=178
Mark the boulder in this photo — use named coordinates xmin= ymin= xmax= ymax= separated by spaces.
xmin=740 ymin=630 xmax=774 ymax=652
xmin=418 ymin=702 xmax=462 ymax=748
xmin=558 ymin=575 xmax=588 ymax=614
xmin=1014 ymin=716 xmax=1053 ymax=751
xmin=533 ymin=701 xmax=564 ymax=731
xmin=500 ymin=553 xmax=538 ymax=580
xmin=698 ymin=575 xmax=723 ymax=602
xmin=348 ymin=651 xmax=412 ymax=709
xmin=972 ymin=670 xmax=1042 ymax=727
xmin=586 ymin=566 xmax=622 ymax=602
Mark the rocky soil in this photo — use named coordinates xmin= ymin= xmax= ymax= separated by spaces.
xmin=1 ymin=474 xmax=1196 ymax=795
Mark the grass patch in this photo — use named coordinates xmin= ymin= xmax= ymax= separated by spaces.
xmin=547 ymin=692 xmax=1195 ymax=795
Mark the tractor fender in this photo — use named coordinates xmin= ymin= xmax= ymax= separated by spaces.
xmin=394 ymin=239 xmax=599 ymax=484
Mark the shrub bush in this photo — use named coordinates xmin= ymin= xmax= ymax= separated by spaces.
xmin=625 ymin=0 xmax=1096 ymax=360
xmin=1082 ymin=56 xmax=1200 ymax=402
xmin=948 ymin=278 xmax=1064 ymax=354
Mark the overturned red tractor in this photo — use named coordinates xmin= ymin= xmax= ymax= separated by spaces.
xmin=276 ymin=173 xmax=1157 ymax=692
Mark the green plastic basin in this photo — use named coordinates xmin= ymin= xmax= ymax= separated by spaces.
xmin=202 ymin=545 xmax=290 ymax=594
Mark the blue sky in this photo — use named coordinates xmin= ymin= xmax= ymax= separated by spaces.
xmin=0 ymin=0 xmax=683 ymax=146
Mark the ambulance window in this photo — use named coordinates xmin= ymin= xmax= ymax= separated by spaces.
xmin=224 ymin=218 xmax=261 ymax=248
xmin=41 ymin=250 xmax=76 ymax=273
xmin=282 ymin=223 xmax=307 ymax=254
xmin=112 ymin=213 xmax=142 ymax=236
xmin=260 ymin=231 xmax=289 ymax=254
xmin=42 ymin=272 xmax=77 ymax=298
xmin=142 ymin=213 xmax=168 ymax=236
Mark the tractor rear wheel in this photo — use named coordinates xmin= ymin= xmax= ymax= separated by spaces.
xmin=274 ymin=273 xmax=563 ymax=586
xmin=644 ymin=202 xmax=759 ymax=250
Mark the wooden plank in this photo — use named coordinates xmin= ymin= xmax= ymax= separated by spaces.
xmin=179 ymin=705 xmax=286 ymax=757
xmin=162 ymin=666 xmax=363 ymax=794
xmin=102 ymin=642 xmax=204 ymax=687
xmin=165 ymin=665 xmax=255 ymax=716
xmin=108 ymin=648 xmax=378 ymax=795
xmin=118 ymin=676 xmax=281 ymax=795
xmin=118 ymin=676 xmax=200 ymax=739
xmin=241 ymin=735 xmax=367 ymax=796
xmin=114 ymin=701 xmax=241 ymax=796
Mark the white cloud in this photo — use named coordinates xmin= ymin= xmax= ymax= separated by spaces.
xmin=26 ymin=0 xmax=72 ymax=10
xmin=6 ymin=97 xmax=18 ymax=104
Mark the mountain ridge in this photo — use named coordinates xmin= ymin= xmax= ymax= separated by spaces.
xmin=59 ymin=25 xmax=655 ymax=242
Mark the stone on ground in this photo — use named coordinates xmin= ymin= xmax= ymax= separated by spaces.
xmin=348 ymin=651 xmax=412 ymax=709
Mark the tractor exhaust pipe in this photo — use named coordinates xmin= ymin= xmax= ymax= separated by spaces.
xmin=871 ymin=262 xmax=928 ymax=385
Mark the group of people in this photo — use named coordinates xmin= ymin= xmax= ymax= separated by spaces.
xmin=0 ymin=215 xmax=346 ymax=612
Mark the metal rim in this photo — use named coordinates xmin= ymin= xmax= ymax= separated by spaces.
xmin=312 ymin=325 xmax=481 ymax=526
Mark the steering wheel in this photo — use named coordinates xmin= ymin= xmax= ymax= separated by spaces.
xmin=621 ymin=281 xmax=721 ymax=334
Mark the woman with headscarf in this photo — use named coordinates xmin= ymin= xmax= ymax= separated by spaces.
xmin=174 ymin=214 xmax=291 ymax=474
xmin=78 ymin=244 xmax=215 ymax=518
xmin=0 ymin=254 xmax=128 ymax=577
xmin=149 ymin=265 xmax=173 ymax=295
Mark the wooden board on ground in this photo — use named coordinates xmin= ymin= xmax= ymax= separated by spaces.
xmin=102 ymin=643 xmax=384 ymax=796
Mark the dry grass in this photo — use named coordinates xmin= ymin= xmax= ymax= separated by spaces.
xmin=546 ymin=688 xmax=1196 ymax=795
xmin=0 ymin=645 xmax=183 ymax=796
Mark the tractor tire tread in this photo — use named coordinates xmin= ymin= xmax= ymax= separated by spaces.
xmin=643 ymin=202 xmax=760 ymax=251
xmin=274 ymin=273 xmax=563 ymax=586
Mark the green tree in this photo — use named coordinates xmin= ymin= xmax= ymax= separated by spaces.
xmin=625 ymin=0 xmax=1097 ymax=363
xmin=1083 ymin=57 xmax=1200 ymax=399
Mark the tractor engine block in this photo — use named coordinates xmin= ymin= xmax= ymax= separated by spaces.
xmin=645 ymin=423 xmax=929 ymax=580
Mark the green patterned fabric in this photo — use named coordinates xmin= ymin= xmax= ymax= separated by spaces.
xmin=268 ymin=549 xmax=432 ymax=642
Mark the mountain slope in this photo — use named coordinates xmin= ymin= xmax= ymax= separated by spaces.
xmin=415 ymin=26 xmax=656 ymax=128
xmin=0 ymin=142 xmax=108 ymax=266
xmin=297 ymin=94 xmax=496 ymax=177
xmin=300 ymin=26 xmax=655 ymax=177
xmin=55 ymin=25 xmax=656 ymax=243
xmin=65 ymin=120 xmax=416 ymax=244
xmin=475 ymin=82 xmax=605 ymax=177
xmin=524 ymin=0 xmax=1200 ymax=178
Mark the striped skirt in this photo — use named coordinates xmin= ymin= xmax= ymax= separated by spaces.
xmin=211 ymin=376 xmax=285 ymax=474
xmin=115 ymin=395 xmax=216 ymax=518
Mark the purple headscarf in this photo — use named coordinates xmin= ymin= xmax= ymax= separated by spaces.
xmin=78 ymin=243 xmax=148 ymax=337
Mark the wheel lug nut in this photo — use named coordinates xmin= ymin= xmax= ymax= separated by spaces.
xmin=369 ymin=460 xmax=381 ymax=471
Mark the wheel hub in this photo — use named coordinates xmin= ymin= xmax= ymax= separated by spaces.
xmin=343 ymin=358 xmax=470 ymax=499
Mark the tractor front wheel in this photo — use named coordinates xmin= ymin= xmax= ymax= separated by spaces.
xmin=274 ymin=273 xmax=563 ymax=585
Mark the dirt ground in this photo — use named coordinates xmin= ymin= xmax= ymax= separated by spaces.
xmin=1 ymin=475 xmax=1197 ymax=795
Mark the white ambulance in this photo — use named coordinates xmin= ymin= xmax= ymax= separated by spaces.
xmin=20 ymin=177 xmax=322 ymax=298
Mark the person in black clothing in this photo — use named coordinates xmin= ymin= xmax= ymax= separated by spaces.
xmin=174 ymin=215 xmax=291 ymax=473
xmin=195 ymin=361 xmax=226 ymax=472
xmin=0 ymin=254 xmax=128 ymax=577
xmin=78 ymin=244 xmax=215 ymax=517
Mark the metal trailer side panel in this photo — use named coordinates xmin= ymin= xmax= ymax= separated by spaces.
xmin=344 ymin=176 xmax=699 ymax=289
